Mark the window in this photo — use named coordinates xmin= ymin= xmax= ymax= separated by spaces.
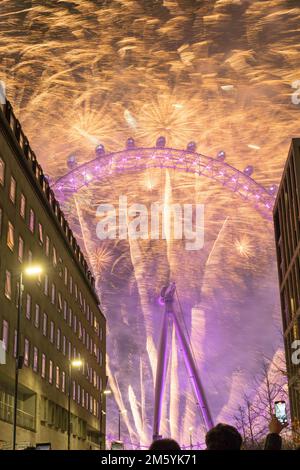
xmin=2 ymin=320 xmax=8 ymax=351
xmin=41 ymin=354 xmax=46 ymax=378
xmin=63 ymin=300 xmax=67 ymax=321
xmin=5 ymin=270 xmax=12 ymax=299
xmin=72 ymin=381 xmax=76 ymax=401
xmin=73 ymin=315 xmax=77 ymax=334
xmin=51 ymin=283 xmax=56 ymax=304
xmin=34 ymin=304 xmax=40 ymax=328
xmin=49 ymin=360 xmax=53 ymax=384
xmin=45 ymin=235 xmax=50 ymax=256
xmin=24 ymin=338 xmax=30 ymax=367
xmin=26 ymin=294 xmax=31 ymax=319
xmin=99 ymin=351 xmax=103 ymax=367
xmin=62 ymin=335 xmax=66 ymax=355
xmin=43 ymin=313 xmax=48 ymax=336
xmin=77 ymin=384 xmax=81 ymax=404
xmin=55 ymin=366 xmax=60 ymax=389
xmin=68 ymin=308 xmax=72 ymax=327
xmin=50 ymin=321 xmax=54 ymax=343
xmin=20 ymin=193 xmax=26 ymax=219
xmin=9 ymin=176 xmax=16 ymax=204
xmin=58 ymin=292 xmax=62 ymax=312
xmin=18 ymin=236 xmax=24 ymax=262
xmin=90 ymin=395 xmax=93 ymax=414
xmin=56 ymin=328 xmax=61 ymax=350
xmin=74 ymin=283 xmax=78 ymax=300
xmin=78 ymin=321 xmax=82 ymax=340
xmin=38 ymin=223 xmax=43 ymax=244
xmin=29 ymin=209 xmax=35 ymax=233
xmin=69 ymin=275 xmax=73 ymax=294
xmin=52 ymin=246 xmax=57 ymax=267
xmin=7 ymin=221 xmax=14 ymax=250
xmin=68 ymin=341 xmax=71 ymax=360
xmin=0 ymin=157 xmax=5 ymax=185
xmin=44 ymin=275 xmax=49 ymax=295
xmin=28 ymin=249 xmax=33 ymax=263
xmin=86 ymin=333 xmax=89 ymax=351
xmin=87 ymin=305 xmax=90 ymax=322
xmin=82 ymin=328 xmax=86 ymax=345
xmin=62 ymin=371 xmax=66 ymax=393
xmin=64 ymin=267 xmax=68 ymax=285
xmin=33 ymin=346 xmax=38 ymax=372
xmin=81 ymin=388 xmax=85 ymax=407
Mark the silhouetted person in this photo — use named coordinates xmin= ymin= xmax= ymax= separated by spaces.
xmin=149 ymin=438 xmax=181 ymax=450
xmin=206 ymin=423 xmax=242 ymax=450
xmin=264 ymin=415 xmax=287 ymax=450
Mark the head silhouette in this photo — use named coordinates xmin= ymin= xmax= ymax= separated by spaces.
xmin=206 ymin=423 xmax=242 ymax=450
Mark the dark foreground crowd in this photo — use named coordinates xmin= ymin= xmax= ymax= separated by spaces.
xmin=149 ymin=416 xmax=294 ymax=451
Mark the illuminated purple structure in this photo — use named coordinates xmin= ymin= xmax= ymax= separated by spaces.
xmin=153 ymin=282 xmax=213 ymax=440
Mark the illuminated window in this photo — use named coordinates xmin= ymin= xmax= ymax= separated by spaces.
xmin=58 ymin=292 xmax=62 ymax=312
xmin=18 ymin=236 xmax=24 ymax=262
xmin=34 ymin=304 xmax=40 ymax=328
xmin=51 ymin=283 xmax=56 ymax=304
xmin=55 ymin=366 xmax=60 ymax=389
xmin=29 ymin=208 xmax=35 ymax=233
xmin=52 ymin=246 xmax=57 ymax=267
xmin=45 ymin=235 xmax=50 ymax=256
xmin=62 ymin=371 xmax=66 ymax=393
xmin=68 ymin=341 xmax=71 ymax=360
xmin=63 ymin=300 xmax=67 ymax=321
xmin=26 ymin=294 xmax=31 ymax=319
xmin=69 ymin=275 xmax=73 ymax=294
xmin=78 ymin=321 xmax=82 ymax=340
xmin=24 ymin=338 xmax=30 ymax=366
xmin=68 ymin=308 xmax=72 ymax=327
xmin=5 ymin=270 xmax=12 ymax=299
xmin=33 ymin=346 xmax=38 ymax=372
xmin=2 ymin=320 xmax=8 ymax=351
xmin=0 ymin=157 xmax=5 ymax=186
xmin=38 ymin=223 xmax=43 ymax=244
xmin=56 ymin=328 xmax=61 ymax=350
xmin=81 ymin=388 xmax=85 ymax=407
xmin=72 ymin=380 xmax=76 ymax=400
xmin=50 ymin=321 xmax=54 ymax=343
xmin=62 ymin=335 xmax=66 ymax=355
xmin=64 ymin=266 xmax=68 ymax=285
xmin=9 ymin=176 xmax=16 ymax=204
xmin=49 ymin=360 xmax=53 ymax=384
xmin=28 ymin=249 xmax=33 ymax=263
xmin=77 ymin=384 xmax=81 ymax=404
xmin=44 ymin=275 xmax=49 ymax=296
xmin=73 ymin=315 xmax=77 ymax=334
xmin=42 ymin=312 xmax=47 ymax=336
xmin=41 ymin=353 xmax=46 ymax=378
xmin=20 ymin=193 xmax=26 ymax=218
xmin=7 ymin=221 xmax=14 ymax=250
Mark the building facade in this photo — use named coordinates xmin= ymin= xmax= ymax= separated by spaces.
xmin=273 ymin=138 xmax=300 ymax=440
xmin=0 ymin=100 xmax=106 ymax=449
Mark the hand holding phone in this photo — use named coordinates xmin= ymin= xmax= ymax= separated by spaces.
xmin=274 ymin=401 xmax=288 ymax=426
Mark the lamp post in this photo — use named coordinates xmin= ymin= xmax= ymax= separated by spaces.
xmin=118 ymin=409 xmax=127 ymax=442
xmin=67 ymin=359 xmax=83 ymax=450
xmin=99 ymin=389 xmax=111 ymax=449
xmin=13 ymin=264 xmax=43 ymax=451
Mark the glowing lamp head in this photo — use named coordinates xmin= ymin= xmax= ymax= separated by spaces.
xmin=126 ymin=137 xmax=135 ymax=149
xmin=103 ymin=389 xmax=111 ymax=395
xmin=217 ymin=150 xmax=226 ymax=161
xmin=156 ymin=136 xmax=166 ymax=148
xmin=71 ymin=359 xmax=83 ymax=368
xmin=67 ymin=154 xmax=77 ymax=169
xmin=95 ymin=144 xmax=105 ymax=157
xmin=24 ymin=265 xmax=43 ymax=277
xmin=186 ymin=141 xmax=197 ymax=153
xmin=243 ymin=165 xmax=254 ymax=177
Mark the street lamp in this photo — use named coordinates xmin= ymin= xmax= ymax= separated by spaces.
xmin=68 ymin=359 xmax=83 ymax=450
xmin=13 ymin=264 xmax=43 ymax=451
xmin=99 ymin=389 xmax=111 ymax=449
xmin=118 ymin=409 xmax=127 ymax=442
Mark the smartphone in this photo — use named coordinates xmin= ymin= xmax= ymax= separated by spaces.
xmin=274 ymin=400 xmax=288 ymax=425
